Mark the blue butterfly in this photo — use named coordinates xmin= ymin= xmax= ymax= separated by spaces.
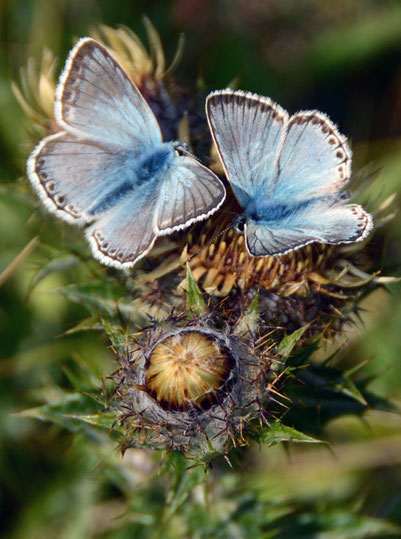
xmin=27 ymin=38 xmax=226 ymax=268
xmin=206 ymin=89 xmax=373 ymax=257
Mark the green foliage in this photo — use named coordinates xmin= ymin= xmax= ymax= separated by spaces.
xmin=185 ymin=262 xmax=207 ymax=316
xmin=276 ymin=324 xmax=311 ymax=358
xmin=255 ymin=420 xmax=323 ymax=446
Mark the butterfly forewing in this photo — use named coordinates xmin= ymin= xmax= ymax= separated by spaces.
xmin=56 ymin=38 xmax=162 ymax=153
xmin=206 ymin=90 xmax=288 ymax=207
xmin=275 ymin=111 xmax=352 ymax=201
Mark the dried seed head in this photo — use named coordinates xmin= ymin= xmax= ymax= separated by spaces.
xmin=181 ymin=220 xmax=339 ymax=297
xmin=114 ymin=323 xmax=276 ymax=457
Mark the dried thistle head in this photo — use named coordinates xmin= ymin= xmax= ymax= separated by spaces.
xmin=113 ymin=317 xmax=277 ymax=458
xmin=12 ymin=47 xmax=58 ymax=134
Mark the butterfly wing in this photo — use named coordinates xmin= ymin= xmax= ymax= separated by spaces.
xmin=85 ymin=153 xmax=226 ymax=268
xmin=27 ymin=131 xmax=132 ymax=224
xmin=206 ymin=90 xmax=288 ymax=208
xmin=156 ymin=155 xmax=226 ymax=234
xmin=245 ymin=203 xmax=373 ymax=257
xmin=55 ymin=38 xmax=162 ymax=152
xmin=273 ymin=111 xmax=351 ymax=200
xmin=86 ymin=186 xmax=159 ymax=268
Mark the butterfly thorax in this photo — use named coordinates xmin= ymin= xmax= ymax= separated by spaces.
xmin=87 ymin=143 xmax=176 ymax=216
xmin=134 ymin=143 xmax=176 ymax=186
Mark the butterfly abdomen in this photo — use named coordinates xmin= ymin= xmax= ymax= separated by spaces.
xmin=88 ymin=180 xmax=135 ymax=215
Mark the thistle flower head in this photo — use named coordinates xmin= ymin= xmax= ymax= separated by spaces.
xmin=114 ymin=319 xmax=275 ymax=457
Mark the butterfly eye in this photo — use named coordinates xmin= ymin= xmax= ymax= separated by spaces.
xmin=173 ymin=142 xmax=190 ymax=157
xmin=234 ymin=218 xmax=246 ymax=234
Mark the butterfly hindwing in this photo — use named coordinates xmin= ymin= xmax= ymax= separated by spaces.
xmin=27 ymin=131 xmax=129 ymax=224
xmin=156 ymin=156 xmax=226 ymax=233
xmin=246 ymin=203 xmax=373 ymax=257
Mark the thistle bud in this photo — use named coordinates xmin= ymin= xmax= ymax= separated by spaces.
xmin=114 ymin=323 xmax=274 ymax=457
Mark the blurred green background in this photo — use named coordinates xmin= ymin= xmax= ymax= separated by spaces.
xmin=1 ymin=0 xmax=401 ymax=537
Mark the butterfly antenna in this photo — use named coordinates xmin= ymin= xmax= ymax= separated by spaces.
xmin=187 ymin=222 xmax=235 ymax=262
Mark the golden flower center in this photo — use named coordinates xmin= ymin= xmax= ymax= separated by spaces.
xmin=146 ymin=331 xmax=231 ymax=409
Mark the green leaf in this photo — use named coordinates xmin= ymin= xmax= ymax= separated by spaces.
xmin=256 ymin=420 xmax=323 ymax=446
xmin=61 ymin=356 xmax=103 ymax=392
xmin=186 ymin=263 xmax=206 ymax=316
xmin=100 ymin=316 xmax=130 ymax=354
xmin=235 ymin=292 xmax=259 ymax=335
xmin=63 ymin=316 xmax=104 ymax=335
xmin=12 ymin=386 xmax=121 ymax=438
xmin=162 ymin=458 xmax=206 ymax=525
xmin=64 ymin=411 xmax=124 ymax=437
xmin=333 ymin=375 xmax=368 ymax=406
xmin=57 ymin=281 xmax=129 ymax=316
xmin=276 ymin=324 xmax=310 ymax=358
xmin=27 ymin=255 xmax=81 ymax=297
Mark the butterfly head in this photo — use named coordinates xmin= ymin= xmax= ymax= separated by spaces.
xmin=232 ymin=213 xmax=247 ymax=234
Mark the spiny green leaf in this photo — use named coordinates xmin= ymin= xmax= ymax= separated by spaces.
xmin=256 ymin=420 xmax=323 ymax=446
xmin=63 ymin=316 xmax=104 ymax=335
xmin=276 ymin=325 xmax=310 ymax=358
xmin=186 ymin=263 xmax=206 ymax=316
xmin=62 ymin=357 xmax=103 ymax=392
xmin=14 ymin=391 xmax=104 ymax=432
xmin=100 ymin=316 xmax=130 ymax=354
xmin=344 ymin=359 xmax=371 ymax=378
xmin=64 ymin=411 xmax=124 ymax=437
xmin=162 ymin=462 xmax=206 ymax=524
xmin=27 ymin=255 xmax=81 ymax=297
xmin=57 ymin=281 xmax=130 ymax=315
xmin=235 ymin=292 xmax=259 ymax=336
xmin=333 ymin=375 xmax=368 ymax=406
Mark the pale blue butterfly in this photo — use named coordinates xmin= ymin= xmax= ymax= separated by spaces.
xmin=206 ymin=89 xmax=373 ymax=257
xmin=27 ymin=38 xmax=226 ymax=268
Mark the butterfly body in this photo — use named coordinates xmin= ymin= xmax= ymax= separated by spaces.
xmin=27 ymin=39 xmax=225 ymax=268
xmin=206 ymin=89 xmax=373 ymax=257
xmin=134 ymin=143 xmax=176 ymax=185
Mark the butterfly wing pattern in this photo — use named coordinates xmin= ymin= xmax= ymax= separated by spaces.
xmin=28 ymin=38 xmax=225 ymax=268
xmin=206 ymin=89 xmax=373 ymax=257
